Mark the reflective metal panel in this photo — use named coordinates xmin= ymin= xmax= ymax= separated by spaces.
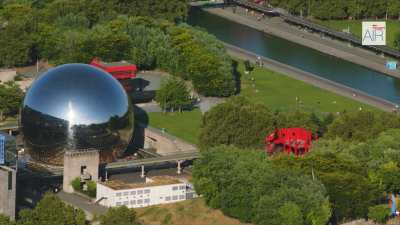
xmin=21 ymin=64 xmax=134 ymax=166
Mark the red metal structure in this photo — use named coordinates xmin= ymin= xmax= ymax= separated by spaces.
xmin=90 ymin=58 xmax=137 ymax=80
xmin=265 ymin=128 xmax=315 ymax=156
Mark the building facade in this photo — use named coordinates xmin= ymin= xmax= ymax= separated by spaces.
xmin=96 ymin=176 xmax=197 ymax=208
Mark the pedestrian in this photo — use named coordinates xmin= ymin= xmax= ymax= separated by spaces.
xmin=257 ymin=56 xmax=261 ymax=66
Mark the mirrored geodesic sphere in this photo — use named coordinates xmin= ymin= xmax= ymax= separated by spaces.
xmin=21 ymin=64 xmax=134 ymax=166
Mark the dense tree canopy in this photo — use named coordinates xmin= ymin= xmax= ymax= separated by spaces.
xmin=264 ymin=0 xmax=400 ymax=20
xmin=196 ymin=96 xmax=400 ymax=223
xmin=199 ymin=96 xmax=325 ymax=149
xmin=325 ymin=110 xmax=400 ymax=142
xmin=17 ymin=193 xmax=86 ymax=225
xmin=0 ymin=194 xmax=141 ymax=225
xmin=0 ymin=0 xmax=235 ymax=97
xmin=193 ymin=145 xmax=331 ymax=225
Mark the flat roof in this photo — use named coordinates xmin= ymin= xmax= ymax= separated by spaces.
xmin=102 ymin=168 xmax=190 ymax=190
xmin=103 ymin=176 xmax=183 ymax=190
xmin=98 ymin=61 xmax=134 ymax=67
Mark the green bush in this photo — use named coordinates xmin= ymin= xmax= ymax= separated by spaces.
xmin=368 ymin=204 xmax=391 ymax=224
xmin=87 ymin=181 xmax=97 ymax=198
xmin=71 ymin=177 xmax=96 ymax=198
xmin=71 ymin=177 xmax=81 ymax=191
xmin=155 ymin=77 xmax=192 ymax=112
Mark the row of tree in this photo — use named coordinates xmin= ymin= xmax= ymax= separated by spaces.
xmin=0 ymin=1 xmax=236 ymax=97
xmin=199 ymin=96 xmax=334 ymax=149
xmin=256 ymin=0 xmax=400 ymax=20
xmin=199 ymin=96 xmax=400 ymax=149
xmin=0 ymin=193 xmax=140 ymax=225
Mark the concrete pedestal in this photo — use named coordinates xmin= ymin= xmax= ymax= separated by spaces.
xmin=0 ymin=166 xmax=16 ymax=220
xmin=63 ymin=149 xmax=99 ymax=193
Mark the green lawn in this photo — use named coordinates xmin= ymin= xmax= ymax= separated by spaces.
xmin=147 ymin=109 xmax=202 ymax=145
xmin=146 ymin=61 xmax=378 ymax=144
xmin=239 ymin=62 xmax=376 ymax=115
xmin=315 ymin=19 xmax=400 ymax=49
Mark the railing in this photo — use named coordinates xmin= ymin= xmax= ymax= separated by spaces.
xmin=105 ymin=151 xmax=200 ymax=169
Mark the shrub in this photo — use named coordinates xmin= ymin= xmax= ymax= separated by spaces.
xmin=71 ymin=177 xmax=81 ymax=191
xmin=368 ymin=204 xmax=391 ymax=224
xmin=87 ymin=181 xmax=97 ymax=198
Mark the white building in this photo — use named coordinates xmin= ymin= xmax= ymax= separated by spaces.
xmin=96 ymin=176 xmax=197 ymax=208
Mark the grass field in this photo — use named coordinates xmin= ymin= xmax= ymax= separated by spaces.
xmin=315 ymin=19 xmax=400 ymax=49
xmin=147 ymin=109 xmax=202 ymax=145
xmin=146 ymin=61 xmax=377 ymax=144
xmin=135 ymin=198 xmax=251 ymax=225
xmin=239 ymin=62 xmax=376 ymax=114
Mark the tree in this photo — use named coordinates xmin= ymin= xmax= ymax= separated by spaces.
xmin=199 ymin=96 xmax=276 ymax=149
xmin=277 ymin=202 xmax=303 ymax=225
xmin=368 ymin=204 xmax=391 ymax=224
xmin=0 ymin=3 xmax=35 ymax=67
xmin=155 ymin=77 xmax=191 ymax=112
xmin=278 ymin=139 xmax=383 ymax=221
xmin=277 ymin=110 xmax=320 ymax=133
xmin=99 ymin=206 xmax=139 ymax=225
xmin=0 ymin=214 xmax=14 ymax=225
xmin=395 ymin=32 xmax=400 ymax=50
xmin=325 ymin=111 xmax=400 ymax=142
xmin=113 ymin=0 xmax=188 ymax=22
xmin=18 ymin=193 xmax=86 ymax=225
xmin=0 ymin=81 xmax=24 ymax=120
xmin=193 ymin=145 xmax=331 ymax=225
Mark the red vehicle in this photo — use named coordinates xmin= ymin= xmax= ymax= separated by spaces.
xmin=90 ymin=58 xmax=137 ymax=80
xmin=265 ymin=128 xmax=315 ymax=156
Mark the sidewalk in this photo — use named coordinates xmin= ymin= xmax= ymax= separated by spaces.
xmin=204 ymin=6 xmax=400 ymax=79
xmin=57 ymin=191 xmax=107 ymax=221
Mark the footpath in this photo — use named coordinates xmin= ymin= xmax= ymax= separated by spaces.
xmin=224 ymin=43 xmax=397 ymax=112
xmin=204 ymin=6 xmax=400 ymax=79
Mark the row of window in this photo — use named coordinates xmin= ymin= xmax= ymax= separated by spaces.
xmin=116 ymin=189 xmax=151 ymax=197
xmin=116 ymin=198 xmax=150 ymax=206
xmin=172 ymin=185 xmax=186 ymax=191
xmin=165 ymin=195 xmax=185 ymax=201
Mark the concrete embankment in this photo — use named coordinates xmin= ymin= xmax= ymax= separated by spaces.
xmin=224 ymin=43 xmax=397 ymax=112
xmin=201 ymin=6 xmax=400 ymax=79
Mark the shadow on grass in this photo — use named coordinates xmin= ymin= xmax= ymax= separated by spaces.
xmin=232 ymin=59 xmax=241 ymax=94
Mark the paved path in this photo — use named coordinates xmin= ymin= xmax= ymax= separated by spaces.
xmin=57 ymin=191 xmax=107 ymax=221
xmin=204 ymin=6 xmax=400 ymax=78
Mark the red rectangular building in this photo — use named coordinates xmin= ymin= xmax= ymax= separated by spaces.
xmin=90 ymin=59 xmax=137 ymax=80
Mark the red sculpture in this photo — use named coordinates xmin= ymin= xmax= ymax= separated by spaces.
xmin=265 ymin=128 xmax=315 ymax=156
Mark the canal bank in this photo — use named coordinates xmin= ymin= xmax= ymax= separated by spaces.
xmin=200 ymin=6 xmax=400 ymax=79
xmin=189 ymin=7 xmax=400 ymax=104
xmin=224 ymin=43 xmax=396 ymax=112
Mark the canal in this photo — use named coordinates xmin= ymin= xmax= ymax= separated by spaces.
xmin=188 ymin=7 xmax=400 ymax=104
